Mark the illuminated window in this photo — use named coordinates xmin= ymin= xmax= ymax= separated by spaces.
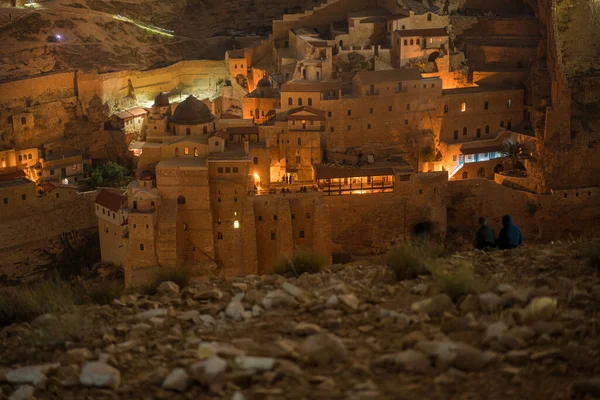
xmin=507 ymin=99 xmax=512 ymax=109
xmin=0 ymin=158 xmax=5 ymax=168
xmin=461 ymin=103 xmax=466 ymax=112
xmin=184 ymin=147 xmax=189 ymax=155
xmin=194 ymin=147 xmax=199 ymax=157
xmin=234 ymin=220 xmax=240 ymax=229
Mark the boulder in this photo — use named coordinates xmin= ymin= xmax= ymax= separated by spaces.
xmin=299 ymin=333 xmax=348 ymax=365
xmin=157 ymin=281 xmax=180 ymax=296
xmin=190 ymin=356 xmax=227 ymax=385
xmin=411 ymin=294 xmax=454 ymax=317
xmin=162 ymin=368 xmax=190 ymax=392
xmin=373 ymin=350 xmax=429 ymax=373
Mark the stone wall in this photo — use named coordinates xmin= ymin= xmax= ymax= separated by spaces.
xmin=448 ymin=179 xmax=600 ymax=245
xmin=0 ymin=187 xmax=98 ymax=251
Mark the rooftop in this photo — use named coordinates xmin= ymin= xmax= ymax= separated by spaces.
xmin=0 ymin=177 xmax=33 ymax=188
xmin=45 ymin=148 xmax=83 ymax=162
xmin=208 ymin=145 xmax=251 ymax=161
xmin=115 ymin=107 xmax=147 ymax=119
xmin=280 ymin=81 xmax=343 ymax=92
xmin=314 ymin=161 xmax=412 ymax=180
xmin=394 ymin=28 xmax=448 ymax=37
xmin=442 ymin=85 xmax=523 ymax=95
xmin=95 ymin=188 xmax=127 ymax=212
xmin=156 ymin=157 xmax=207 ymax=169
xmin=227 ymin=49 xmax=245 ymax=59
xmin=355 ymin=68 xmax=423 ymax=84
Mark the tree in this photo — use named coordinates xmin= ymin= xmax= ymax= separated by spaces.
xmin=78 ymin=162 xmax=131 ymax=192
xmin=420 ymin=146 xmax=435 ymax=163
xmin=500 ymin=141 xmax=524 ymax=173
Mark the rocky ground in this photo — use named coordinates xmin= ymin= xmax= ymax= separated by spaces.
xmin=1 ymin=242 xmax=600 ymax=400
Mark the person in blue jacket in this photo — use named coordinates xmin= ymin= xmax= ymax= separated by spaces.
xmin=497 ymin=215 xmax=523 ymax=250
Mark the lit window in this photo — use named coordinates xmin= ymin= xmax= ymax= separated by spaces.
xmin=461 ymin=103 xmax=466 ymax=112
xmin=507 ymin=99 xmax=512 ymax=109
xmin=0 ymin=158 xmax=5 ymax=168
xmin=234 ymin=220 xmax=240 ymax=229
xmin=194 ymin=147 xmax=199 ymax=157
xmin=184 ymin=147 xmax=189 ymax=155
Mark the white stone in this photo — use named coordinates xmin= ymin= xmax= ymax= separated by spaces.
xmin=294 ymin=322 xmax=322 ymax=336
xmin=225 ymin=300 xmax=249 ymax=321
xmin=231 ymin=392 xmax=247 ymax=400
xmin=325 ymin=295 xmax=339 ymax=307
xmin=478 ymin=292 xmax=502 ymax=313
xmin=411 ymin=294 xmax=454 ymax=316
xmin=199 ymin=314 xmax=216 ymax=325
xmin=6 ymin=363 xmax=60 ymax=387
xmin=234 ymin=356 xmax=275 ymax=371
xmin=157 ymin=281 xmax=180 ymax=296
xmin=483 ymin=321 xmax=508 ymax=343
xmin=79 ymin=362 xmax=121 ymax=389
xmin=410 ymin=283 xmax=429 ymax=295
xmin=251 ymin=305 xmax=263 ymax=317
xmin=190 ymin=356 xmax=227 ymax=385
xmin=162 ymin=368 xmax=191 ymax=392
xmin=299 ymin=333 xmax=348 ymax=365
xmin=262 ymin=289 xmax=298 ymax=309
xmin=282 ymin=282 xmax=306 ymax=301
xmin=339 ymin=293 xmax=359 ymax=311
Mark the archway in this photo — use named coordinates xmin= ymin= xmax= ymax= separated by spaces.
xmin=428 ymin=51 xmax=440 ymax=62
xmin=177 ymin=195 xmax=186 ymax=205
xmin=477 ymin=167 xmax=486 ymax=178
xmin=494 ymin=164 xmax=504 ymax=174
xmin=462 ymin=171 xmax=468 ymax=180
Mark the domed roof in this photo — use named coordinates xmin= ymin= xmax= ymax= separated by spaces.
xmin=257 ymin=76 xmax=271 ymax=88
xmin=139 ymin=170 xmax=155 ymax=181
xmin=171 ymin=95 xmax=214 ymax=125
xmin=153 ymin=92 xmax=170 ymax=107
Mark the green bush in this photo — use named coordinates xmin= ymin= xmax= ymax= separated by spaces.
xmin=435 ymin=262 xmax=480 ymax=301
xmin=386 ymin=241 xmax=443 ymax=281
xmin=137 ymin=266 xmax=191 ymax=295
xmin=273 ymin=248 xmax=326 ymax=278
xmin=0 ymin=277 xmax=76 ymax=327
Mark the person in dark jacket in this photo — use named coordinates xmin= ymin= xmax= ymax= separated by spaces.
xmin=475 ymin=217 xmax=496 ymax=250
xmin=497 ymin=215 xmax=523 ymax=250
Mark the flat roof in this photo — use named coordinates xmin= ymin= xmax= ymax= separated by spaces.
xmin=355 ymin=68 xmax=422 ymax=84
xmin=442 ymin=85 xmax=523 ymax=95
xmin=280 ymin=81 xmax=343 ymax=92
xmin=0 ymin=177 xmax=34 ymax=188
xmin=314 ymin=163 xmax=410 ymax=180
xmin=207 ymin=145 xmax=252 ymax=161
xmin=395 ymin=28 xmax=448 ymax=37
xmin=156 ymin=158 xmax=207 ymax=169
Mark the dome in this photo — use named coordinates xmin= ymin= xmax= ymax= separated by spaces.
xmin=171 ymin=95 xmax=214 ymax=125
xmin=153 ymin=92 xmax=170 ymax=107
xmin=257 ymin=76 xmax=271 ymax=88
xmin=139 ymin=170 xmax=155 ymax=181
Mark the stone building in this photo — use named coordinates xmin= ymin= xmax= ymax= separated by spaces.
xmin=242 ymin=76 xmax=281 ymax=124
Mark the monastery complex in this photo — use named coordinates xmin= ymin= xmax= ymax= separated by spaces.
xmin=0 ymin=0 xmax=598 ymax=286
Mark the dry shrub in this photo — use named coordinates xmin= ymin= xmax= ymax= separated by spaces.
xmin=386 ymin=241 xmax=444 ymax=281
xmin=86 ymin=280 xmax=125 ymax=305
xmin=30 ymin=311 xmax=93 ymax=347
xmin=0 ymin=278 xmax=76 ymax=327
xmin=274 ymin=248 xmax=327 ymax=278
xmin=435 ymin=262 xmax=480 ymax=301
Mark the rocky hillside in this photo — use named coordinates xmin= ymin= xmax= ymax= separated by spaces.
xmin=1 ymin=241 xmax=600 ymax=399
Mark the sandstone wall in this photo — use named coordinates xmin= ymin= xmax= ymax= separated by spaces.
xmin=0 ymin=188 xmax=98 ymax=251
xmin=448 ymin=179 xmax=600 ymax=245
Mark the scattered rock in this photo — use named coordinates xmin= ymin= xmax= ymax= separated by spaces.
xmin=133 ymin=308 xmax=168 ymax=321
xmin=162 ymin=368 xmax=190 ymax=392
xmin=8 ymin=385 xmax=35 ymax=400
xmin=6 ymin=363 xmax=60 ymax=387
xmin=157 ymin=281 xmax=180 ymax=296
xmin=299 ymin=333 xmax=348 ymax=365
xmin=411 ymin=294 xmax=454 ymax=317
xmin=294 ymin=322 xmax=322 ymax=336
xmin=339 ymin=293 xmax=359 ymax=312
xmin=483 ymin=321 xmax=508 ymax=343
xmin=505 ymin=350 xmax=530 ymax=366
xmin=262 ymin=290 xmax=298 ymax=309
xmin=452 ymin=343 xmax=496 ymax=371
xmin=225 ymin=300 xmax=249 ymax=321
xmin=65 ymin=348 xmax=94 ymax=365
xmin=234 ymin=356 xmax=275 ymax=371
xmin=410 ymin=283 xmax=429 ymax=295
xmin=525 ymin=297 xmax=557 ymax=322
xmin=282 ymin=282 xmax=307 ymax=302
xmin=79 ymin=362 xmax=121 ymax=389
xmin=373 ymin=350 xmax=429 ymax=373
xmin=415 ymin=341 xmax=457 ymax=370
xmin=479 ymin=292 xmax=502 ymax=313
xmin=194 ymin=289 xmax=223 ymax=301
xmin=190 ymin=356 xmax=227 ymax=385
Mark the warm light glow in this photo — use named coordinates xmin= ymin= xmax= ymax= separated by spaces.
xmin=234 ymin=220 xmax=240 ymax=229
xmin=461 ymin=102 xmax=466 ymax=112
xmin=253 ymin=173 xmax=261 ymax=185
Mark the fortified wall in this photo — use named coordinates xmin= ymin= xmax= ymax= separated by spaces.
xmin=448 ymin=179 xmax=600 ymax=245
xmin=0 ymin=187 xmax=98 ymax=251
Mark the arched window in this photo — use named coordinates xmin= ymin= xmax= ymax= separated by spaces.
xmin=175 ymin=147 xmax=180 ymax=157
xmin=250 ymin=110 xmax=253 ymax=116
xmin=298 ymin=137 xmax=302 ymax=145
xmin=463 ymin=127 xmax=467 ymax=135
xmin=402 ymin=25 xmax=405 ymax=29
xmin=18 ymin=155 xmax=22 ymax=162
xmin=255 ymin=108 xmax=260 ymax=117
xmin=462 ymin=171 xmax=468 ymax=180
xmin=477 ymin=167 xmax=486 ymax=178
xmin=308 ymin=98 xmax=312 ymax=106
xmin=133 ymin=201 xmax=137 ymax=210
xmin=288 ymin=98 xmax=292 ymax=106
xmin=485 ymin=125 xmax=490 ymax=133
xmin=28 ymin=154 xmax=32 ymax=160
xmin=194 ymin=147 xmax=199 ymax=157
xmin=404 ymin=39 xmax=408 ymax=45
xmin=177 ymin=195 xmax=186 ymax=205
xmin=20 ymin=116 xmax=26 ymax=125
xmin=410 ymin=39 xmax=414 ymax=45
xmin=484 ymin=101 xmax=489 ymax=110
xmin=500 ymin=120 xmax=505 ymax=128
xmin=416 ymin=39 xmax=420 ymax=45
xmin=203 ymin=126 xmax=208 ymax=134
xmin=186 ymin=128 xmax=191 ymax=135
xmin=507 ymin=121 xmax=512 ymax=130
xmin=184 ymin=147 xmax=189 ymax=155
xmin=298 ymin=98 xmax=303 ymax=106
xmin=427 ymin=13 xmax=432 ymax=21
xmin=316 ymin=71 xmax=320 ymax=80
xmin=139 ymin=243 xmax=144 ymax=251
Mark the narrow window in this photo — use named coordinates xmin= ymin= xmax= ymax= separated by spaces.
xmin=327 ymin=111 xmax=332 ymax=117
xmin=369 ymin=108 xmax=374 ymax=114
xmin=507 ymin=99 xmax=512 ymax=109
xmin=233 ymin=167 xmax=238 ymax=173
xmin=347 ymin=109 xmax=352 ymax=116
xmin=404 ymin=39 xmax=408 ymax=45
xmin=186 ymin=128 xmax=191 ymax=135
xmin=21 ymin=194 xmax=26 ymax=200
xmin=306 ymin=213 xmax=311 ymax=219
xmin=217 ymin=167 xmax=223 ymax=173
xmin=485 ymin=125 xmax=490 ymax=134
xmin=330 ymin=127 xmax=334 ymax=132
xmin=500 ymin=120 xmax=504 ymax=128
xmin=463 ymin=127 xmax=467 ymax=136
xmin=298 ymin=98 xmax=303 ymax=106
xmin=225 ymin=167 xmax=231 ymax=173
xmin=184 ymin=147 xmax=189 ymax=155
xmin=18 ymin=155 xmax=22 ymax=162
xmin=484 ymin=101 xmax=489 ymax=110
xmin=406 ymin=104 xmax=410 ymax=110
xmin=253 ymin=157 xmax=258 ymax=165
xmin=297 ymin=137 xmax=302 ymax=145
xmin=20 ymin=116 xmax=27 ymax=125
xmin=427 ymin=13 xmax=432 ymax=21
xmin=444 ymin=104 xmax=448 ymax=113
xmin=273 ymin=215 xmax=278 ymax=221
xmin=299 ymin=229 xmax=305 ymax=238
xmin=288 ymin=98 xmax=292 ymax=106
xmin=308 ymin=98 xmax=312 ymax=106
xmin=388 ymin=105 xmax=392 ymax=112
xmin=461 ymin=102 xmax=466 ymax=112
xmin=3 ymin=198 xmax=7 ymax=205
xmin=410 ymin=39 xmax=414 ymax=45
xmin=175 ymin=147 xmax=180 ymax=157
xmin=203 ymin=126 xmax=208 ymax=134
xmin=218 ymin=232 xmax=223 ymax=240
xmin=417 ymin=39 xmax=420 ymax=45
xmin=140 ymin=243 xmax=144 ymax=251
xmin=368 ymin=123 xmax=371 ymax=129
xmin=347 ymin=125 xmax=351 ymax=131
xmin=476 ymin=128 xmax=481 ymax=138
xmin=453 ymin=130 xmax=458 ymax=140
xmin=194 ymin=147 xmax=199 ymax=157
